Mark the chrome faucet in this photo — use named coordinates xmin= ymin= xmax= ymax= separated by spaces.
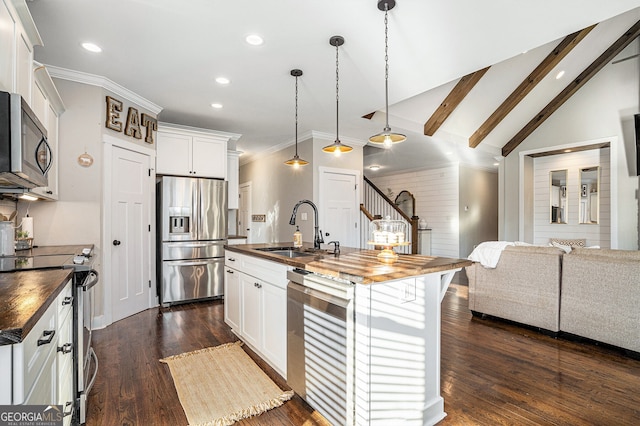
xmin=289 ymin=199 xmax=324 ymax=250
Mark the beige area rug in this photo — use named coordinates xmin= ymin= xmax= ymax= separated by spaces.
xmin=160 ymin=341 xmax=294 ymax=426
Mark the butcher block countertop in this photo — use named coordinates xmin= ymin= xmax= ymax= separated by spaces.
xmin=0 ymin=269 xmax=73 ymax=345
xmin=225 ymin=243 xmax=472 ymax=284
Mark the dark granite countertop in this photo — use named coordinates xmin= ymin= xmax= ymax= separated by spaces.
xmin=0 ymin=244 xmax=94 ymax=346
xmin=225 ymin=243 xmax=471 ymax=284
xmin=0 ymin=269 xmax=73 ymax=345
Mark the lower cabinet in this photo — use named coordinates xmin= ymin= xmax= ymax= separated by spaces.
xmin=224 ymin=267 xmax=241 ymax=332
xmin=224 ymin=252 xmax=289 ymax=377
xmin=2 ymin=278 xmax=74 ymax=417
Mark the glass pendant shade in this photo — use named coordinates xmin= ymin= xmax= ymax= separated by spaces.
xmin=323 ymin=35 xmax=352 ymax=156
xmin=369 ymin=0 xmax=405 ymax=149
xmin=285 ymin=68 xmax=308 ymax=167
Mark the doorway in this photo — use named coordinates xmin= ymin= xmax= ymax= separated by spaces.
xmin=107 ymin=143 xmax=152 ymax=323
xmin=239 ymin=182 xmax=252 ymax=243
xmin=318 ymin=167 xmax=360 ymax=248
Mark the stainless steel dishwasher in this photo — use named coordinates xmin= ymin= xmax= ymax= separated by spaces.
xmin=287 ymin=268 xmax=355 ymax=426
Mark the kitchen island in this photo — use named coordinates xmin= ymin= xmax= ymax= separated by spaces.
xmin=225 ymin=243 xmax=471 ymax=425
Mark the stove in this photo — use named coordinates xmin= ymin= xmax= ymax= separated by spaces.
xmin=0 ymin=247 xmax=97 ymax=425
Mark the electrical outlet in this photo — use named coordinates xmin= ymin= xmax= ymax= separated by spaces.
xmin=301 ymin=212 xmax=308 ymax=221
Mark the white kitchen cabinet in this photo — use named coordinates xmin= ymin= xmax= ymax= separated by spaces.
xmin=223 ymin=251 xmax=289 ymax=377
xmin=240 ymin=272 xmax=262 ymax=349
xmin=56 ymin=280 xmax=74 ymax=423
xmin=29 ymin=65 xmax=64 ymax=200
xmin=261 ymin=281 xmax=287 ymax=371
xmin=156 ymin=123 xmax=233 ymax=179
xmin=0 ymin=0 xmax=42 ymax=99
xmin=0 ymin=1 xmax=15 ymax=92
xmin=1 ymin=278 xmax=74 ymax=411
xmin=223 ymin=261 xmax=241 ymax=332
xmin=227 ymin=151 xmax=240 ymax=209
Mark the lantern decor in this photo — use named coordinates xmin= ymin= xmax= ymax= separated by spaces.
xmin=368 ymin=215 xmax=409 ymax=263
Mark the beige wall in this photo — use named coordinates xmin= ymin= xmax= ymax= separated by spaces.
xmin=239 ymin=134 xmax=363 ymax=244
xmin=240 ymin=138 xmax=314 ymax=244
xmin=16 ymin=78 xmax=158 ymax=320
xmin=459 ymin=167 xmax=499 ymax=258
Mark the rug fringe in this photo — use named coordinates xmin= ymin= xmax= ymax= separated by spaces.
xmin=160 ymin=341 xmax=243 ymax=363
xmin=195 ymin=390 xmax=295 ymax=426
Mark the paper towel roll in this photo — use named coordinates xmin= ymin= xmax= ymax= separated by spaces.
xmin=21 ymin=216 xmax=33 ymax=239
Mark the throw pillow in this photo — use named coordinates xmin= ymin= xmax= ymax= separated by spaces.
xmin=549 ymin=238 xmax=586 ymax=247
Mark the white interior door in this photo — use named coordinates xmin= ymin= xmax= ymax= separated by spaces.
xmin=319 ymin=168 xmax=360 ymax=248
xmin=111 ymin=146 xmax=151 ymax=322
xmin=239 ymin=182 xmax=252 ymax=243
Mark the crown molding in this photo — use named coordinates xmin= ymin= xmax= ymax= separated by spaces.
xmin=44 ymin=65 xmax=163 ymax=114
xmin=11 ymin=0 xmax=43 ymax=46
xmin=159 ymin=121 xmax=241 ymax=141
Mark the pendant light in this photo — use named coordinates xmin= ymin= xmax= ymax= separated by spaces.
xmin=369 ymin=0 xmax=406 ymax=149
xmin=323 ymin=35 xmax=353 ymax=157
xmin=285 ymin=69 xmax=309 ymax=168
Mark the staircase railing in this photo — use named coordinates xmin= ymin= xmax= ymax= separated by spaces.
xmin=361 ymin=176 xmax=419 ymax=254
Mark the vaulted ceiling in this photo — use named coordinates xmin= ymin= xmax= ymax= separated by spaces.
xmin=26 ymin=0 xmax=640 ymax=174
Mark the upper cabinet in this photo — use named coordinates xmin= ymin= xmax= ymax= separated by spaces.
xmin=156 ymin=123 xmax=240 ymax=179
xmin=29 ymin=64 xmax=64 ymax=200
xmin=0 ymin=0 xmax=43 ymax=99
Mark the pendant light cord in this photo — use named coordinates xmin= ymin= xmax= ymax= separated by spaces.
xmin=384 ymin=3 xmax=390 ymax=129
xmin=295 ymin=73 xmax=299 ymax=156
xmin=335 ymin=41 xmax=340 ymax=142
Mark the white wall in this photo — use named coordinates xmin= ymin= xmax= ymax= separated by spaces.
xmin=369 ymin=165 xmax=461 ymax=258
xmin=532 ymin=149 xmax=610 ymax=247
xmin=502 ymin=40 xmax=639 ymax=249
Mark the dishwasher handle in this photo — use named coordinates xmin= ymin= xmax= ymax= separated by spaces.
xmin=287 ymin=280 xmax=350 ymax=320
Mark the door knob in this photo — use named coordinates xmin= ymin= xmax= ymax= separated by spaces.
xmin=113 ymin=240 xmax=121 ymax=246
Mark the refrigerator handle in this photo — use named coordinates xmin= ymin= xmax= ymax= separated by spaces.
xmin=193 ymin=178 xmax=200 ymax=238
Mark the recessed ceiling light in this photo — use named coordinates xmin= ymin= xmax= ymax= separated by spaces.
xmin=493 ymin=162 xmax=500 ymax=166
xmin=369 ymin=165 xmax=381 ymax=170
xmin=215 ymin=77 xmax=230 ymax=85
xmin=81 ymin=42 xmax=102 ymax=53
xmin=245 ymin=34 xmax=264 ymax=46
xmin=564 ymin=149 xmax=572 ymax=153
xmin=211 ymin=103 xmax=223 ymax=109
xmin=555 ymin=70 xmax=565 ymax=79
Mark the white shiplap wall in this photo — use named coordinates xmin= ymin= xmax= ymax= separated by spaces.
xmin=369 ymin=164 xmax=460 ymax=258
xmin=533 ymin=148 xmax=610 ymax=247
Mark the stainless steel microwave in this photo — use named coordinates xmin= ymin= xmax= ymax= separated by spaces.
xmin=0 ymin=91 xmax=51 ymax=189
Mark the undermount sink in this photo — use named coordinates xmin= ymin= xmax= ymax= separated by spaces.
xmin=256 ymin=247 xmax=316 ymax=258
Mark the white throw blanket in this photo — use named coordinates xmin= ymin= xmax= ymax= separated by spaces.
xmin=468 ymin=241 xmax=515 ymax=268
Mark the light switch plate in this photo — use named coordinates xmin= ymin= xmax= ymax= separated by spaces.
xmin=301 ymin=212 xmax=308 ymax=220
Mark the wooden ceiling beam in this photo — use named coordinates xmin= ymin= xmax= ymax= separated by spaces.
xmin=469 ymin=25 xmax=595 ymax=148
xmin=502 ymin=19 xmax=640 ymax=157
xmin=423 ymin=67 xmax=490 ymax=136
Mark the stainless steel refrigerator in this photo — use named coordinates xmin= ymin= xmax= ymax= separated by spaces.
xmin=157 ymin=176 xmax=227 ymax=305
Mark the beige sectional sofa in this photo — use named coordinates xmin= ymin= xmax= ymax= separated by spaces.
xmin=466 ymin=245 xmax=640 ymax=353
xmin=561 ymin=248 xmax=640 ymax=353
xmin=466 ymin=245 xmax=564 ymax=332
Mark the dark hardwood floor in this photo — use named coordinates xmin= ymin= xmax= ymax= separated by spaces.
xmin=87 ymin=284 xmax=640 ymax=425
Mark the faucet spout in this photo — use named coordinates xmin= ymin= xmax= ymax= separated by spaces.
xmin=289 ymin=199 xmax=324 ymax=250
